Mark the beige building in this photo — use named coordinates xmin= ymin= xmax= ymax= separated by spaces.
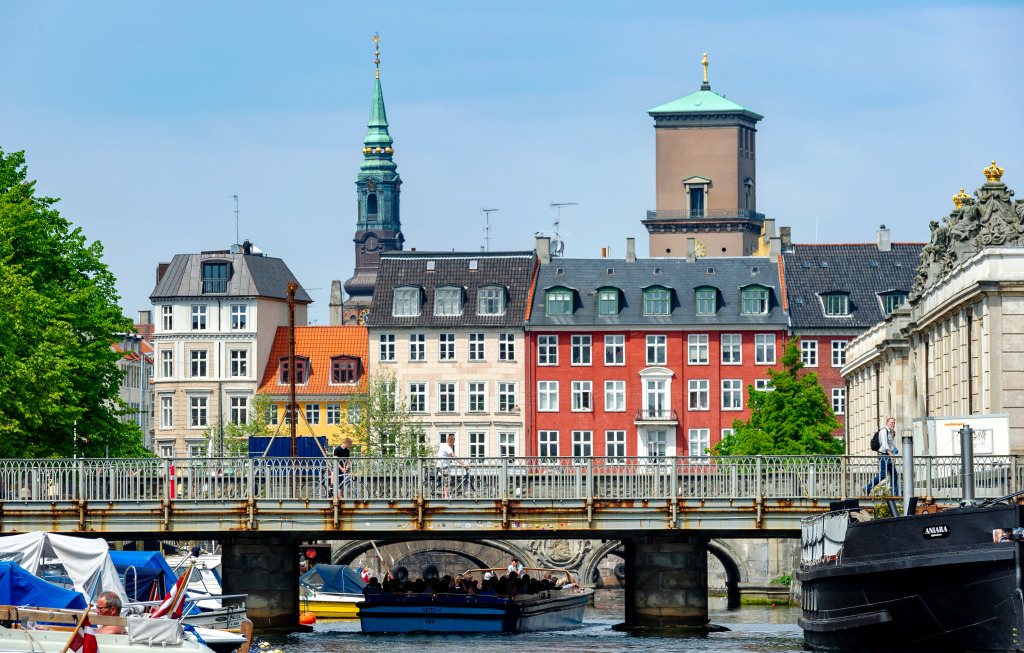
xmin=843 ymin=163 xmax=1024 ymax=454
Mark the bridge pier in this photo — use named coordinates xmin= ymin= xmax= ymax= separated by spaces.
xmin=619 ymin=534 xmax=716 ymax=632
xmin=222 ymin=535 xmax=305 ymax=633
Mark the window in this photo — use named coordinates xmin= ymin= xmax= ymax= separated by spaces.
xmin=326 ymin=403 xmax=342 ymax=425
xmin=478 ymin=286 xmax=505 ymax=315
xmin=741 ymin=286 xmax=769 ymax=314
xmin=722 ymin=379 xmax=743 ymax=410
xmin=437 ymin=431 xmax=457 ymax=449
xmin=409 ymin=333 xmax=425 ymax=361
xmin=408 ymin=383 xmax=427 ymax=413
xmin=498 ymin=382 xmax=518 ymax=412
xmin=571 ymin=381 xmax=592 ymax=411
xmin=227 ymin=396 xmax=247 ymax=424
xmin=161 ymin=305 xmax=173 ymax=330
xmin=646 ymin=335 xmax=666 ymax=365
xmin=230 ymin=304 xmax=247 ymax=330
xmin=435 ymin=287 xmax=463 ymax=316
xmin=645 ymin=379 xmax=667 ymax=416
xmin=468 ymin=432 xmax=487 ymax=458
xmin=801 ymin=340 xmax=818 ymax=367
xmin=379 ymin=334 xmax=395 ymax=361
xmin=187 ymin=445 xmax=205 ymax=458
xmin=883 ymin=292 xmax=908 ymax=314
xmin=538 ymin=335 xmax=558 ymax=365
xmin=604 ymin=380 xmax=625 ymax=412
xmin=755 ymin=379 xmax=774 ymax=392
xmin=571 ymin=335 xmax=592 ymax=365
xmin=191 ymin=304 xmax=207 ymax=330
xmin=824 ymin=293 xmax=850 ymax=316
xmin=546 ymin=288 xmax=573 ymax=316
xmin=439 ymin=333 xmax=456 ymax=361
xmin=498 ymin=432 xmax=517 ymax=457
xmin=202 ymin=262 xmax=228 ymax=293
xmin=688 ymin=379 xmax=709 ymax=411
xmin=598 ymin=289 xmax=619 ymax=315
xmin=832 ymin=388 xmax=846 ymax=415
xmin=539 ymin=431 xmax=559 ymax=459
xmin=688 ymin=428 xmax=710 ymax=457
xmin=722 ymin=428 xmax=735 ymax=440
xmin=468 ymin=382 xmax=487 ymax=412
xmin=269 ymin=404 xmax=280 ymax=426
xmin=190 ymin=349 xmax=207 ymax=378
xmin=499 ymin=333 xmax=516 ymax=361
xmin=538 ymin=380 xmax=559 ymax=411
xmin=469 ymin=333 xmax=485 ymax=360
xmin=158 ymin=444 xmax=174 ymax=458
xmin=393 ymin=287 xmax=421 ymax=316
xmin=331 ymin=357 xmax=357 ymax=383
xmin=832 ymin=340 xmax=848 ymax=367
xmin=278 ymin=358 xmax=308 ymax=384
xmin=605 ymin=431 xmax=626 ymax=461
xmin=696 ymin=287 xmax=717 ymax=315
xmin=645 ymin=430 xmax=668 ymax=457
xmin=572 ymin=431 xmax=593 ymax=458
xmin=605 ymin=334 xmax=624 ymax=365
xmin=721 ymin=334 xmax=742 ymax=364
xmin=347 ymin=404 xmax=362 ymax=425
xmin=643 ymin=287 xmax=671 ymax=315
xmin=161 ymin=349 xmax=173 ymax=378
xmin=689 ymin=187 xmax=705 ymax=216
xmin=438 ymin=382 xmax=457 ymax=413
xmin=160 ymin=396 xmax=173 ymax=428
xmin=688 ymin=334 xmax=708 ymax=364
xmin=190 ymin=396 xmax=208 ymax=427
xmin=230 ymin=349 xmax=247 ymax=377
xmin=755 ymin=334 xmax=776 ymax=364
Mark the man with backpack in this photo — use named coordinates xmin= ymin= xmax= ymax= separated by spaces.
xmin=865 ymin=417 xmax=898 ymax=495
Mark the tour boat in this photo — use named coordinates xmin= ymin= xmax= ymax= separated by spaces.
xmin=298 ymin=564 xmax=365 ymax=619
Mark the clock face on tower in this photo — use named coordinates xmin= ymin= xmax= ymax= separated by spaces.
xmin=364 ymin=234 xmax=380 ymax=252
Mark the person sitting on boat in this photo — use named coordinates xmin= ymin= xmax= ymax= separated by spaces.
xmin=94 ymin=592 xmax=125 ymax=634
xmin=437 ymin=435 xmax=468 ymax=499
xmin=507 ymin=557 xmax=524 ymax=575
xmin=865 ymin=417 xmax=899 ymax=495
xmin=493 ymin=578 xmax=510 ymax=598
xmin=362 ymin=577 xmax=383 ymax=596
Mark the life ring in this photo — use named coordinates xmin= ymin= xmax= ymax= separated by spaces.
xmin=614 ymin=563 xmax=626 ymax=580
xmin=394 ymin=566 xmax=409 ymax=582
xmin=423 ymin=565 xmax=439 ymax=579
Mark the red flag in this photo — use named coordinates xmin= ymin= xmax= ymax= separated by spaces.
xmin=150 ymin=574 xmax=188 ymax=619
xmin=69 ymin=618 xmax=97 ymax=653
xmin=360 ymin=568 xmax=370 ymax=583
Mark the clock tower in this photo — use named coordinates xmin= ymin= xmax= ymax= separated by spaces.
xmin=343 ymin=34 xmax=404 ymax=323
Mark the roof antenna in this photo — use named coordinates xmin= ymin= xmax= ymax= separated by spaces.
xmin=231 ymin=195 xmax=240 ymax=245
xmin=482 ymin=206 xmax=500 ymax=252
xmin=550 ymin=201 xmax=578 ymax=240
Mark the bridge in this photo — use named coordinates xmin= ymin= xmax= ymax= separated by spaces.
xmin=0 ymin=454 xmax=1010 ymax=631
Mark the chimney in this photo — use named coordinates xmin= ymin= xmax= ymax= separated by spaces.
xmin=780 ymin=227 xmax=792 ymax=251
xmin=626 ymin=238 xmax=636 ymax=263
xmin=763 ymin=218 xmax=776 ymax=239
xmin=686 ymin=238 xmax=696 ymax=263
xmin=156 ymin=263 xmax=169 ymax=284
xmin=877 ymin=224 xmax=891 ymax=252
xmin=242 ymin=239 xmax=252 ymax=255
xmin=769 ymin=236 xmax=782 ymax=256
xmin=536 ymin=236 xmax=551 ymax=265
xmin=137 ymin=310 xmax=151 ymax=325
xmin=329 ymin=280 xmax=344 ymax=326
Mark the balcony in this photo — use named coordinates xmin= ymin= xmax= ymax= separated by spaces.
xmin=644 ymin=209 xmax=765 ymax=222
xmin=202 ymin=278 xmax=228 ymax=294
xmin=634 ymin=408 xmax=678 ymax=424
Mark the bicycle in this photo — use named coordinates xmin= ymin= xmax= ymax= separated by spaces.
xmin=427 ymin=466 xmax=478 ymax=498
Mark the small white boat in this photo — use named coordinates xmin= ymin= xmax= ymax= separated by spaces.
xmin=299 ymin=565 xmax=365 ymax=619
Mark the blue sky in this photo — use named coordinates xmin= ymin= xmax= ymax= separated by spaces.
xmin=2 ymin=1 xmax=1021 ymax=325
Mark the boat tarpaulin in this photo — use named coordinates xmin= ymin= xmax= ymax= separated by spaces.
xmin=299 ymin=564 xmax=366 ymax=593
xmin=0 ymin=561 xmax=88 ymax=610
xmin=801 ymin=511 xmax=849 ymax=564
xmin=0 ymin=532 xmax=127 ymax=605
xmin=109 ymin=551 xmax=178 ymax=601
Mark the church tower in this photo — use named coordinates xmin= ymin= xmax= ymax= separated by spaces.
xmin=343 ymin=34 xmax=404 ymax=324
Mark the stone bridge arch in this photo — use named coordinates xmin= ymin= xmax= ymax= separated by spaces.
xmin=331 ymin=539 xmax=535 ymax=579
xmin=707 ymin=539 xmax=744 ymax=609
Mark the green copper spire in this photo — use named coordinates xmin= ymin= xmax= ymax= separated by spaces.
xmin=360 ymin=33 xmax=397 ymax=175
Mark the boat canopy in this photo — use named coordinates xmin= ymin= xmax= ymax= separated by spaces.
xmin=300 ymin=564 xmax=366 ymax=593
xmin=0 ymin=561 xmax=88 ymax=610
xmin=0 ymin=532 xmax=127 ymax=604
xmin=109 ymin=551 xmax=178 ymax=601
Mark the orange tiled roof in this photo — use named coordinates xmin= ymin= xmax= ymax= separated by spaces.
xmin=257 ymin=325 xmax=369 ymax=396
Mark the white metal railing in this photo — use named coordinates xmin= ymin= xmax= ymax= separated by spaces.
xmin=0 ymin=455 xmax=1017 ymax=503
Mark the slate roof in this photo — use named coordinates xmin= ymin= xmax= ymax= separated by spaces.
xmin=782 ymin=244 xmax=924 ymax=329
xmin=648 ymin=89 xmax=762 ymax=118
xmin=150 ymin=252 xmax=312 ymax=302
xmin=528 ymin=256 xmax=788 ymax=328
xmin=257 ymin=326 xmax=368 ymax=396
xmin=367 ymin=252 xmax=537 ymax=328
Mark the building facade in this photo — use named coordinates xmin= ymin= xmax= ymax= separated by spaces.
xmin=149 ymin=241 xmax=311 ymax=457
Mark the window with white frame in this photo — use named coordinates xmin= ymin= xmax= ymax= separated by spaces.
xmin=498 ymin=382 xmax=518 ymax=412
xmin=832 ymin=387 xmax=846 ymax=415
xmin=832 ymin=340 xmax=847 ymax=367
xmin=498 ymin=432 xmax=517 ymax=457
xmin=469 ymin=333 xmax=485 ymax=360
xmin=161 ymin=349 xmax=173 ymax=378
xmin=230 ymin=396 xmax=248 ymax=424
xmin=722 ymin=428 xmax=735 ymax=440
xmin=605 ymin=334 xmax=624 ymax=365
xmin=688 ymin=334 xmax=709 ymax=364
xmin=755 ymin=379 xmax=774 ymax=392
xmin=161 ymin=305 xmax=173 ymax=331
xmin=538 ymin=430 xmax=559 ymax=459
xmin=347 ymin=404 xmax=363 ymax=425
xmin=823 ymin=292 xmax=850 ymax=316
xmin=538 ymin=380 xmax=559 ymax=411
xmin=468 ymin=431 xmax=487 ymax=457
xmin=159 ymin=444 xmax=174 ymax=458
xmin=605 ymin=430 xmax=626 ymax=461
xmin=645 ymin=430 xmax=668 ymax=457
xmin=437 ymin=431 xmax=457 ymax=449
xmin=538 ymin=335 xmax=558 ymax=365
xmin=439 ymin=333 xmax=456 ymax=361
xmin=688 ymin=428 xmax=710 ymax=457
xmin=755 ymin=334 xmax=776 ymax=364
xmin=435 ymin=287 xmax=463 ymax=316
xmin=190 ymin=349 xmax=208 ymax=378
xmin=188 ymin=445 xmax=205 ymax=458
xmin=647 ymin=335 xmax=666 ymax=365
xmin=688 ymin=379 xmax=709 ymax=411
xmin=393 ymin=287 xmax=421 ymax=316
xmin=741 ymin=286 xmax=769 ymax=314
xmin=189 ymin=396 xmax=208 ymax=427
xmin=409 ymin=333 xmax=425 ymax=361
xmin=304 ymin=403 xmax=320 ymax=426
xmin=882 ymin=292 xmax=908 ymax=314
xmin=438 ymin=382 xmax=457 ymax=413
xmin=722 ymin=379 xmax=743 ymax=410
xmin=408 ymin=383 xmax=427 ymax=413
xmin=326 ymin=403 xmax=342 ymax=425
xmin=160 ymin=396 xmax=173 ymax=428
xmin=191 ymin=304 xmax=207 ymax=330
xmin=229 ymin=349 xmax=247 ymax=377
xmin=801 ymin=340 xmax=818 ymax=366
xmin=604 ymin=380 xmax=625 ymax=412
xmin=468 ymin=382 xmax=487 ymax=412
xmin=231 ymin=304 xmax=247 ymax=330
xmin=269 ymin=403 xmax=280 ymax=426
xmin=379 ymin=334 xmax=396 ymax=361
xmin=571 ymin=381 xmax=592 ymax=411
xmin=499 ymin=333 xmax=516 ymax=361
xmin=721 ymin=333 xmax=742 ymax=364
xmin=571 ymin=335 xmax=592 ymax=365
xmin=478 ymin=286 xmax=505 ymax=315
xmin=572 ymin=430 xmax=593 ymax=458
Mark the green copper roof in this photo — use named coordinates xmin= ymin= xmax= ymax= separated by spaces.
xmin=648 ymin=88 xmax=762 ymax=118
xmin=360 ymin=77 xmax=397 ymax=175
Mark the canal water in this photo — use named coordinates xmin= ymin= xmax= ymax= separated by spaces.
xmin=269 ymin=591 xmax=810 ymax=653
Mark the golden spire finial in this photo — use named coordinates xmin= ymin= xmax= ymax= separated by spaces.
xmin=702 ymin=53 xmax=708 ymax=83
xmin=953 ymin=188 xmax=970 ymax=208
xmin=983 ymin=160 xmax=1004 ymax=182
xmin=373 ymin=32 xmax=381 ymax=79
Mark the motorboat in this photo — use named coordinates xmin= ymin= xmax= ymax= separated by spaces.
xmin=299 ymin=564 xmax=365 ymax=619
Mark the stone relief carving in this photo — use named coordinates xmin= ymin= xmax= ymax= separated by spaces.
xmin=521 ymin=538 xmax=594 ymax=571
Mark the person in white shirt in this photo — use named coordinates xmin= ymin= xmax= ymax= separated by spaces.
xmin=507 ymin=557 xmax=524 ymax=575
xmin=437 ymin=435 xmax=467 ymax=498
xmin=865 ymin=417 xmax=899 ymax=495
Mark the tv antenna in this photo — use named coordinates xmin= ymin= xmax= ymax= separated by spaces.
xmin=482 ymin=206 xmax=500 ymax=252
xmin=231 ymin=195 xmax=240 ymax=244
xmin=550 ymin=201 xmax=578 ymax=238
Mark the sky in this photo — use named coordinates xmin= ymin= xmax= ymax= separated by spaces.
xmin=2 ymin=1 xmax=1022 ymax=325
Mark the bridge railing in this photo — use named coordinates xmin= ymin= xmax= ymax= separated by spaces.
xmin=0 ymin=455 xmax=1016 ymax=502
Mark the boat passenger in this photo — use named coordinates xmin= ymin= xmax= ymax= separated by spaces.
xmin=507 ymin=557 xmax=524 ymax=575
xmin=95 ymin=592 xmax=125 ymax=634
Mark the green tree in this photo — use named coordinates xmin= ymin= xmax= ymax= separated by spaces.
xmin=355 ymin=371 xmax=428 ymax=457
xmin=201 ymin=393 xmax=275 ymax=456
xmin=0 ymin=149 xmax=147 ymax=458
xmin=712 ymin=338 xmax=845 ymax=456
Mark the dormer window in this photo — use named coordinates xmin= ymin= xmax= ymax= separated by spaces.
xmin=202 ymin=262 xmax=229 ymax=293
xmin=331 ymin=356 xmax=359 ymax=384
xmin=642 ymin=286 xmax=672 ymax=316
xmin=435 ymin=286 xmax=463 ymax=316
xmin=881 ymin=291 xmax=907 ymax=314
xmin=695 ymin=286 xmax=717 ymax=315
xmin=478 ymin=286 xmax=506 ymax=315
xmin=546 ymin=287 xmax=573 ymax=316
xmin=741 ymin=285 xmax=769 ymax=314
xmin=279 ymin=357 xmax=309 ymax=385
xmin=823 ymin=292 xmax=851 ymax=316
xmin=393 ymin=286 xmax=421 ymax=317
xmin=597 ymin=288 xmax=619 ymax=316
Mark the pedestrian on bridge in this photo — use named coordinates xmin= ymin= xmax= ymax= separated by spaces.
xmin=865 ymin=417 xmax=899 ymax=495
xmin=438 ymin=435 xmax=468 ymax=498
xmin=334 ymin=438 xmax=352 ymax=497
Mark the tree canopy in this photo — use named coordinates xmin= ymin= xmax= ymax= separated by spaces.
xmin=712 ymin=338 xmax=845 ymax=456
xmin=0 ymin=149 xmax=147 ymax=458
xmin=354 ymin=371 xmax=428 ymax=457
